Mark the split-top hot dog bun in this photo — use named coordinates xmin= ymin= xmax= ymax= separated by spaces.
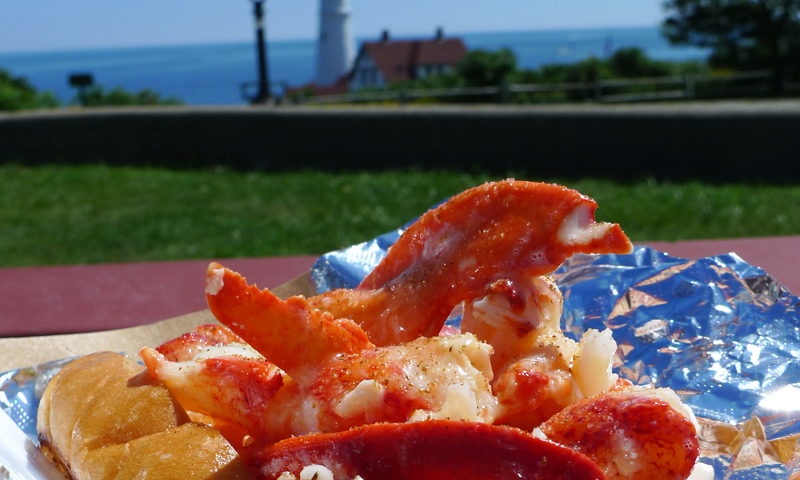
xmin=37 ymin=351 xmax=255 ymax=480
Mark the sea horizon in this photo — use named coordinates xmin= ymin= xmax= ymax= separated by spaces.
xmin=0 ymin=24 xmax=665 ymax=56
xmin=0 ymin=25 xmax=710 ymax=106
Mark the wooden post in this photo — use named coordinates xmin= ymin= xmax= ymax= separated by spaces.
xmin=500 ymin=82 xmax=511 ymax=104
xmin=398 ymin=89 xmax=409 ymax=105
xmin=684 ymin=73 xmax=695 ymax=100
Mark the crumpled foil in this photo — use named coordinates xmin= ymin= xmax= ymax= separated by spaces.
xmin=312 ymin=235 xmax=800 ymax=480
xmin=4 ymin=232 xmax=800 ymax=479
xmin=0 ymin=357 xmax=76 ymax=442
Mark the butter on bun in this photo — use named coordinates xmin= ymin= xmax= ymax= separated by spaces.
xmin=37 ymin=351 xmax=255 ymax=480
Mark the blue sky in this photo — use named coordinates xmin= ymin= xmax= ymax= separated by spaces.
xmin=0 ymin=1 xmax=665 ymax=54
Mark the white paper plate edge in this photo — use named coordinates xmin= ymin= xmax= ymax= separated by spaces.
xmin=0 ymin=410 xmax=63 ymax=480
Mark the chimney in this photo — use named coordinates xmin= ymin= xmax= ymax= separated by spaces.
xmin=435 ymin=27 xmax=444 ymax=40
xmin=381 ymin=29 xmax=390 ymax=42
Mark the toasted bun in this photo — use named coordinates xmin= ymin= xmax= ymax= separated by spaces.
xmin=37 ymin=351 xmax=255 ymax=480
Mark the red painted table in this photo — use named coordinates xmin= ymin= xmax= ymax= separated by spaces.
xmin=1 ymin=236 xmax=798 ymax=338
xmin=0 ymin=256 xmax=318 ymax=337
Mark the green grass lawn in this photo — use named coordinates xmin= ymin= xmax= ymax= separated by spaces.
xmin=2 ymin=164 xmax=798 ymax=267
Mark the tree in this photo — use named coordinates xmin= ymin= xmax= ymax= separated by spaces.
xmin=662 ymin=0 xmax=800 ymax=93
xmin=608 ymin=48 xmax=674 ymax=78
xmin=0 ymin=69 xmax=60 ymax=111
xmin=456 ymin=48 xmax=518 ymax=87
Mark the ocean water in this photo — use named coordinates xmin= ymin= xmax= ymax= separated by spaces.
xmin=0 ymin=27 xmax=709 ymax=106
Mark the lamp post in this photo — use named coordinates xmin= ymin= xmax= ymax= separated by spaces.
xmin=68 ymin=73 xmax=94 ymax=106
xmin=250 ymin=0 xmax=270 ymax=103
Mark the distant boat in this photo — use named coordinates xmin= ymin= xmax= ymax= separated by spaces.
xmin=555 ymin=40 xmax=576 ymax=56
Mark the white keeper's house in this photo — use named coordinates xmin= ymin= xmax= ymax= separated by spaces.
xmin=291 ymin=28 xmax=468 ymax=96
xmin=348 ymin=29 xmax=468 ymax=91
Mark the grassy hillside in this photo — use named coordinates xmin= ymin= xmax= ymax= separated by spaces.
xmin=2 ymin=165 xmax=797 ymax=267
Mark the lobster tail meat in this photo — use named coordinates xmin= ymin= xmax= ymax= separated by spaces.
xmin=249 ymin=420 xmax=607 ymax=480
xmin=540 ymin=388 xmax=700 ymax=480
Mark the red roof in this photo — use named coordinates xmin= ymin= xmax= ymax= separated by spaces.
xmin=357 ymin=37 xmax=467 ymax=83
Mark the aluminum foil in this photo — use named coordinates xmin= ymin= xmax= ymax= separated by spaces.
xmin=4 ymin=231 xmax=800 ymax=479
xmin=0 ymin=357 xmax=76 ymax=442
xmin=312 ymin=235 xmax=800 ymax=480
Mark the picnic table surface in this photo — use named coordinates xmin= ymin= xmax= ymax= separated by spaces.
xmin=1 ymin=236 xmax=798 ymax=338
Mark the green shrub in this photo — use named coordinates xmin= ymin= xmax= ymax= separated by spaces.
xmin=0 ymin=69 xmax=61 ymax=111
xmin=608 ymin=48 xmax=674 ymax=78
xmin=76 ymin=86 xmax=182 ymax=106
xmin=457 ymin=48 xmax=518 ymax=87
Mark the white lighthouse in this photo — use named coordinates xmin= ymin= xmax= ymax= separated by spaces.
xmin=315 ymin=0 xmax=355 ymax=86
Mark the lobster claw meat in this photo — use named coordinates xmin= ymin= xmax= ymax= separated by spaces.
xmin=155 ymin=324 xmax=246 ymax=362
xmin=309 ymin=180 xmax=633 ymax=346
xmin=248 ymin=419 xmax=607 ymax=480
xmin=205 ymin=262 xmax=374 ymax=384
